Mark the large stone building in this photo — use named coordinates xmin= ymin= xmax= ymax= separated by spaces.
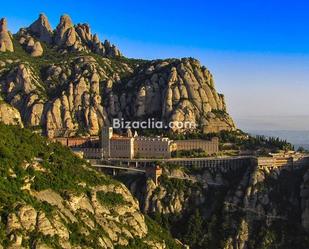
xmin=101 ymin=127 xmax=175 ymax=159
xmin=100 ymin=127 xmax=219 ymax=159
xmin=52 ymin=127 xmax=219 ymax=159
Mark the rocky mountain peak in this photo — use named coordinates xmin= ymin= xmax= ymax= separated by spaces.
xmin=75 ymin=23 xmax=92 ymax=42
xmin=28 ymin=13 xmax=53 ymax=43
xmin=93 ymin=33 xmax=100 ymax=43
xmin=54 ymin=14 xmax=75 ymax=46
xmin=0 ymin=18 xmax=8 ymax=32
xmin=57 ymin=14 xmax=74 ymax=31
xmin=0 ymin=17 xmax=14 ymax=52
xmin=1 ymin=14 xmax=122 ymax=58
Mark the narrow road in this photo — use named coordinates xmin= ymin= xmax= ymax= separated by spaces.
xmin=92 ymin=164 xmax=146 ymax=173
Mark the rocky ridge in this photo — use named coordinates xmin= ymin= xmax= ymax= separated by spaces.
xmin=0 ymin=14 xmax=235 ymax=137
xmin=16 ymin=13 xmax=121 ymax=57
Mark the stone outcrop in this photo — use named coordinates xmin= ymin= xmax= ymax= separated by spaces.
xmin=55 ymin=14 xmax=75 ymax=47
xmin=28 ymin=13 xmax=53 ymax=44
xmin=0 ymin=102 xmax=23 ymax=127
xmin=0 ymin=18 xmax=14 ymax=52
xmin=27 ymin=39 xmax=43 ymax=57
xmin=31 ymin=41 xmax=43 ymax=57
xmin=4 ymin=180 xmax=169 ymax=248
xmin=18 ymin=31 xmax=44 ymax=57
xmin=52 ymin=14 xmax=121 ymax=56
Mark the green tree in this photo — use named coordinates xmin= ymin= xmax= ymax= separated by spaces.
xmin=183 ymin=210 xmax=204 ymax=248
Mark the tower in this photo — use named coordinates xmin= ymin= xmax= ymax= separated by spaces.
xmin=145 ymin=165 xmax=162 ymax=186
xmin=134 ymin=130 xmax=138 ymax=137
xmin=101 ymin=127 xmax=113 ymax=158
xmin=127 ymin=128 xmax=133 ymax=138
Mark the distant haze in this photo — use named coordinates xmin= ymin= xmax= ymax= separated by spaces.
xmin=247 ymin=129 xmax=309 ymax=150
xmin=236 ymin=115 xmax=309 ymax=149
xmin=235 ymin=115 xmax=309 ymax=131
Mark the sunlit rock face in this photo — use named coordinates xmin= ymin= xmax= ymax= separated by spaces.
xmin=0 ymin=14 xmax=235 ymax=137
xmin=0 ymin=18 xmax=14 ymax=52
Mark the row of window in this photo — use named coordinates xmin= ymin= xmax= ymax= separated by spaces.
xmin=138 ymin=147 xmax=169 ymax=152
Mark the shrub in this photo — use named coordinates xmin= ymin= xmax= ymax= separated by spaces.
xmin=96 ymin=191 xmax=127 ymax=206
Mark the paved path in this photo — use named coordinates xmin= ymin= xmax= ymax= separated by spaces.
xmin=92 ymin=164 xmax=146 ymax=173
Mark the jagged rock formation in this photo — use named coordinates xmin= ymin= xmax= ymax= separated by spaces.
xmin=119 ymin=58 xmax=235 ymax=133
xmin=0 ymin=123 xmax=183 ymax=248
xmin=0 ymin=18 xmax=14 ymax=52
xmin=15 ymin=13 xmax=121 ymax=58
xmin=18 ymin=35 xmax=44 ymax=57
xmin=0 ymin=14 xmax=235 ymax=137
xmin=122 ymin=163 xmax=309 ymax=249
xmin=28 ymin=13 xmax=53 ymax=44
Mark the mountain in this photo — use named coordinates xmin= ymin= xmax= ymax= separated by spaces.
xmin=0 ymin=14 xmax=235 ymax=137
xmin=0 ymin=123 xmax=184 ymax=248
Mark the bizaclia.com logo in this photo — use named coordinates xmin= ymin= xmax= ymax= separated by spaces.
xmin=112 ymin=118 xmax=197 ymax=130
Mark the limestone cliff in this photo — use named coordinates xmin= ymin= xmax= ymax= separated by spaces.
xmin=0 ymin=14 xmax=235 ymax=137
xmin=121 ymin=163 xmax=309 ymax=249
xmin=0 ymin=123 xmax=183 ymax=249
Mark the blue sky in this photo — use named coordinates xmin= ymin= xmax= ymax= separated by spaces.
xmin=1 ymin=0 xmax=309 ymax=130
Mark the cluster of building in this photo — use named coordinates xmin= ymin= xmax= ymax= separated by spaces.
xmin=54 ymin=127 xmax=219 ymax=159
xmin=101 ymin=127 xmax=219 ymax=159
xmin=257 ymin=151 xmax=307 ymax=168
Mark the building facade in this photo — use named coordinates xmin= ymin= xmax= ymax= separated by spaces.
xmin=174 ymin=137 xmax=219 ymax=155
xmin=134 ymin=137 xmax=176 ymax=159
xmin=101 ymin=127 xmax=175 ymax=159
xmin=53 ymin=136 xmax=99 ymax=148
xmin=110 ymin=137 xmax=135 ymax=159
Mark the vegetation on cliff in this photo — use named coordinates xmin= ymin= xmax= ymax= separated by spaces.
xmin=0 ymin=122 xmax=183 ymax=248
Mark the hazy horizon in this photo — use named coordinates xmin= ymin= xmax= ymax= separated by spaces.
xmin=234 ymin=115 xmax=309 ymax=131
xmin=236 ymin=115 xmax=309 ymax=148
